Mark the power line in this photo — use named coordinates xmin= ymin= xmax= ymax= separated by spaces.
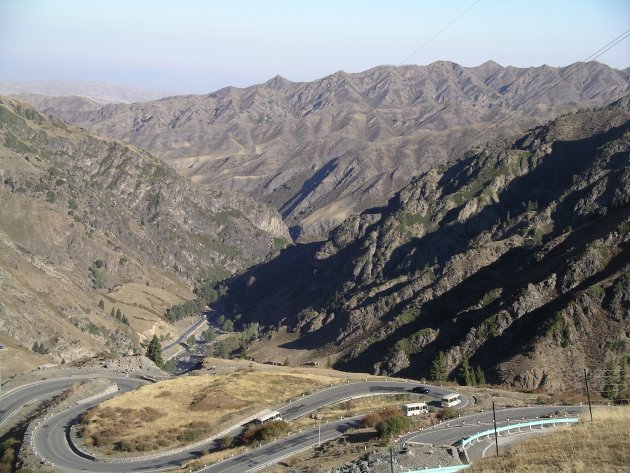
xmin=398 ymin=0 xmax=482 ymax=66
xmin=456 ymin=28 xmax=630 ymax=154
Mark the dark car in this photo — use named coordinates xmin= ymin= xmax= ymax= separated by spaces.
xmin=411 ymin=386 xmax=431 ymax=394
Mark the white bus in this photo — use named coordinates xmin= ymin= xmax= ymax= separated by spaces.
xmin=254 ymin=411 xmax=282 ymax=425
xmin=403 ymin=402 xmax=428 ymax=416
xmin=441 ymin=393 xmax=461 ymax=408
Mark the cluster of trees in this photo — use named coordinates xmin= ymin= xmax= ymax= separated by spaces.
xmin=430 ymin=352 xmax=485 ymax=385
xmin=209 ymin=336 xmax=239 ymax=359
xmin=164 ymin=282 xmax=227 ymax=323
xmin=201 ymin=328 xmax=217 ymax=343
xmin=603 ymin=359 xmax=628 ymax=400
xmin=165 ymin=298 xmax=206 ymax=322
xmin=459 ymin=354 xmax=486 ymax=386
xmin=110 ymin=307 xmax=129 ymax=325
xmin=216 ymin=314 xmax=234 ymax=332
xmin=207 ymin=322 xmax=260 ymax=359
xmin=31 ymin=341 xmax=49 ymax=354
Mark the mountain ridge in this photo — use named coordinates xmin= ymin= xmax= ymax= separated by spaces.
xmin=23 ymin=61 xmax=630 ymax=240
xmin=215 ymin=101 xmax=630 ymax=392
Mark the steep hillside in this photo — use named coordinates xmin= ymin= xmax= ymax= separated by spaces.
xmin=0 ymin=96 xmax=288 ymax=364
xmin=28 ymin=61 xmax=630 ymax=239
xmin=218 ymin=104 xmax=630 ymax=392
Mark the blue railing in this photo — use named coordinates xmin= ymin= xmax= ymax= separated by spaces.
xmin=402 ymin=465 xmax=469 ymax=473
xmin=461 ymin=417 xmax=579 ymax=447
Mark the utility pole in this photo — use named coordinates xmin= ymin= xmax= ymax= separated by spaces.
xmin=0 ymin=344 xmax=5 ymax=395
xmin=492 ymin=401 xmax=499 ymax=457
xmin=317 ymin=416 xmax=321 ymax=446
xmin=584 ymin=369 xmax=593 ymax=422
xmin=389 ymin=446 xmax=394 ymax=473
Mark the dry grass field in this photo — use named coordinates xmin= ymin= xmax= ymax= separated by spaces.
xmin=80 ymin=370 xmax=343 ymax=453
xmin=468 ymin=406 xmax=630 ymax=472
xmin=102 ymin=282 xmax=194 ymax=340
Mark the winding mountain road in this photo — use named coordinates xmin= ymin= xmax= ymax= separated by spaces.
xmin=401 ymin=405 xmax=583 ymax=461
xmin=6 ymin=376 xmax=580 ymax=473
xmin=0 ymin=376 xmax=147 ymax=431
xmin=2 ymin=375 xmax=583 ymax=473
xmin=2 ymin=376 xmax=467 ymax=472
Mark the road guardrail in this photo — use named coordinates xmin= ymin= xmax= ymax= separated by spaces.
xmin=402 ymin=466 xmax=469 ymax=473
xmin=461 ymin=417 xmax=579 ymax=447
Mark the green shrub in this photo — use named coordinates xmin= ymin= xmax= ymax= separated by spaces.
xmin=376 ymin=415 xmax=412 ymax=439
xmin=436 ymin=407 xmax=456 ymax=421
xmin=240 ymin=420 xmax=289 ymax=445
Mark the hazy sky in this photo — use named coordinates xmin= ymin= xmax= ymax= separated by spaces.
xmin=1 ymin=0 xmax=628 ymax=94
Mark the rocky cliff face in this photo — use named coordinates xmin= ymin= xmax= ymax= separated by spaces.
xmin=22 ymin=61 xmax=630 ymax=240
xmin=219 ymin=103 xmax=630 ymax=392
xmin=0 ymin=96 xmax=288 ymax=363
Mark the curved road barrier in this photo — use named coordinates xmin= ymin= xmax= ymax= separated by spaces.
xmin=461 ymin=417 xmax=580 ymax=447
xmin=403 ymin=466 xmax=469 ymax=473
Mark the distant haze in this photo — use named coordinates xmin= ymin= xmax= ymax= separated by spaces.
xmin=1 ymin=0 xmax=629 ymax=94
xmin=0 ymin=80 xmax=169 ymax=103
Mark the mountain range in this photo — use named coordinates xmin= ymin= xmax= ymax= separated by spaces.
xmin=20 ymin=61 xmax=630 ymax=240
xmin=0 ymin=95 xmax=288 ymax=366
xmin=217 ymin=100 xmax=630 ymax=392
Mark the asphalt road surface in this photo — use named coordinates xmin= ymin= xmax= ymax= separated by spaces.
xmin=5 ymin=375 xmax=581 ymax=473
xmin=0 ymin=376 xmax=147 ymax=431
xmin=401 ymin=405 xmax=583 ymax=458
xmin=27 ymin=379 xmax=466 ymax=472
xmin=161 ymin=316 xmax=208 ymax=352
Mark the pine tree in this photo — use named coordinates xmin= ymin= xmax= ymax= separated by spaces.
xmin=475 ymin=366 xmax=486 ymax=385
xmin=121 ymin=314 xmax=129 ymax=325
xmin=603 ymin=361 xmax=616 ymax=399
xmin=116 ymin=308 xmax=122 ymax=321
xmin=618 ymin=360 xmax=627 ymax=399
xmin=146 ymin=334 xmax=163 ymax=368
xmin=111 ymin=307 xmax=116 ymax=317
xmin=98 ymin=299 xmax=105 ymax=310
xmin=430 ymin=351 xmax=448 ymax=382
xmin=459 ymin=354 xmax=473 ymax=386
xmin=32 ymin=342 xmax=40 ymax=353
xmin=470 ymin=365 xmax=478 ymax=386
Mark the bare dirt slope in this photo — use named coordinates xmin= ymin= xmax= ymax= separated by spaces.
xmin=0 ymin=95 xmax=288 ymax=366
